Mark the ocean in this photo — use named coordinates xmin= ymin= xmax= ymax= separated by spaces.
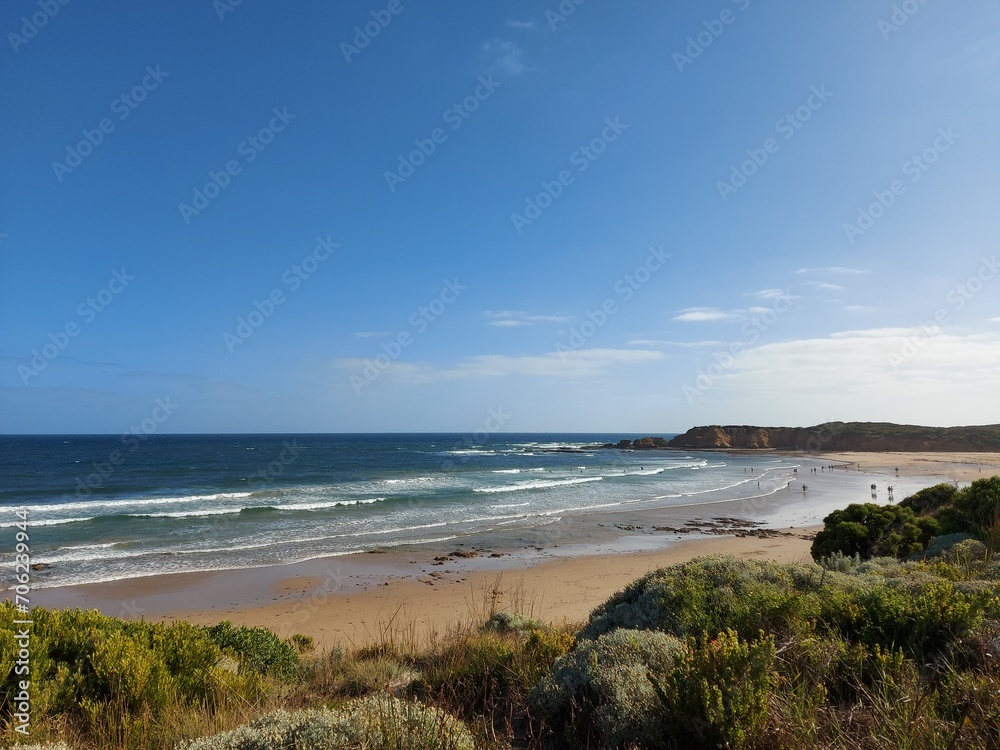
xmin=2 ymin=433 xmax=871 ymax=589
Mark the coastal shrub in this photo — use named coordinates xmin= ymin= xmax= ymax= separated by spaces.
xmin=482 ymin=611 xmax=545 ymax=635
xmin=900 ymin=482 xmax=959 ymax=515
xmin=290 ymin=633 xmax=314 ymax=653
xmin=176 ymin=696 xmax=475 ymax=750
xmin=0 ymin=603 xmax=271 ymax=734
xmin=939 ymin=477 xmax=1000 ymax=550
xmin=205 ymin=621 xmax=299 ymax=680
xmin=811 ymin=503 xmax=938 ymax=561
xmin=893 ymin=477 xmax=1000 ymax=555
xmin=817 ymin=550 xmax=862 ymax=572
xmin=530 ymin=629 xmax=685 ymax=749
xmin=923 ymin=532 xmax=977 ymax=558
xmin=581 ymin=556 xmax=825 ymax=641
xmin=819 ymin=578 xmax=993 ymax=657
xmin=655 ymin=630 xmax=777 ymax=750
xmin=531 ymin=628 xmax=774 ymax=750
xmin=416 ymin=631 xmax=518 ymax=716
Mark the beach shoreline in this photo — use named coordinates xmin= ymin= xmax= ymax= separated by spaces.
xmin=27 ymin=451 xmax=999 ymax=651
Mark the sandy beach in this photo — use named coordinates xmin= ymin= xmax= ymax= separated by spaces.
xmin=31 ymin=451 xmax=998 ymax=652
xmin=814 ymin=451 xmax=1000 ymax=483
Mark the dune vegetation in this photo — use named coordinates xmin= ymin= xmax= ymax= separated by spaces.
xmin=4 ymin=478 xmax=1000 ymax=749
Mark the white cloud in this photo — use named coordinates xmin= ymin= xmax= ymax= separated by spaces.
xmin=806 ymin=282 xmax=846 ymax=292
xmin=481 ymin=39 xmax=531 ymax=75
xmin=689 ymin=329 xmax=1000 ymax=427
xmin=748 ymin=289 xmax=797 ymax=301
xmin=990 ymin=317 xmax=1000 ymax=323
xmin=490 ymin=319 xmax=529 ymax=328
xmin=628 ymin=339 xmax=723 ymax=348
xmin=672 ymin=307 xmax=739 ymax=323
xmin=505 ymin=19 xmax=537 ymax=30
xmin=336 ymin=348 xmax=665 ymax=383
xmin=794 ymin=266 xmax=869 ymax=275
xmin=484 ymin=310 xmax=573 ymax=327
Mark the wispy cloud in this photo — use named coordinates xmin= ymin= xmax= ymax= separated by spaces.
xmin=806 ymin=281 xmax=846 ymax=292
xmin=990 ymin=317 xmax=1000 ymax=323
xmin=484 ymin=310 xmax=573 ymax=327
xmin=627 ymin=339 xmax=723 ymax=348
xmin=748 ymin=289 xmax=798 ymax=301
xmin=844 ymin=305 xmax=878 ymax=313
xmin=795 ymin=266 xmax=869 ymax=275
xmin=337 ymin=348 xmax=665 ymax=382
xmin=672 ymin=307 xmax=740 ymax=323
xmin=505 ymin=19 xmax=537 ymax=30
xmin=481 ymin=39 xmax=531 ymax=75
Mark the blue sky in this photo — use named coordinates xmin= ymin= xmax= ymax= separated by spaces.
xmin=2 ymin=0 xmax=999 ymax=434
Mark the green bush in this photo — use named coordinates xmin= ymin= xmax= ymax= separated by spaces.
xmin=820 ymin=578 xmax=993 ymax=657
xmin=530 ymin=629 xmax=685 ymax=749
xmin=811 ymin=503 xmax=937 ymax=561
xmin=899 ymin=482 xmax=958 ymax=515
xmin=656 ymin=630 xmax=777 ymax=750
xmin=3 ymin=607 xmax=225 ymax=720
xmin=938 ymin=477 xmax=1000 ymax=548
xmin=482 ymin=611 xmax=545 ymax=635
xmin=205 ymin=621 xmax=299 ymax=680
xmin=581 ymin=556 xmax=825 ymax=642
xmin=176 ymin=696 xmax=475 ymax=750
xmin=0 ymin=604 xmax=288 ymax=740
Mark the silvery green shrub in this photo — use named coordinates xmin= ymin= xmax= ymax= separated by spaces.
xmin=530 ymin=629 xmax=685 ymax=749
xmin=176 ymin=695 xmax=474 ymax=750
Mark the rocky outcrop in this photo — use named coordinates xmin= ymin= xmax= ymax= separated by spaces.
xmin=666 ymin=422 xmax=1000 ymax=452
xmin=600 ymin=437 xmax=672 ymax=450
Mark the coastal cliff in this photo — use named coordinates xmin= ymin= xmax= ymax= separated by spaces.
xmin=664 ymin=422 xmax=1000 ymax=452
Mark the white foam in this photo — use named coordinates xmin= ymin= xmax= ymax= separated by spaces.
xmin=27 ymin=492 xmax=253 ymax=514
xmin=474 ymin=477 xmax=604 ymax=494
